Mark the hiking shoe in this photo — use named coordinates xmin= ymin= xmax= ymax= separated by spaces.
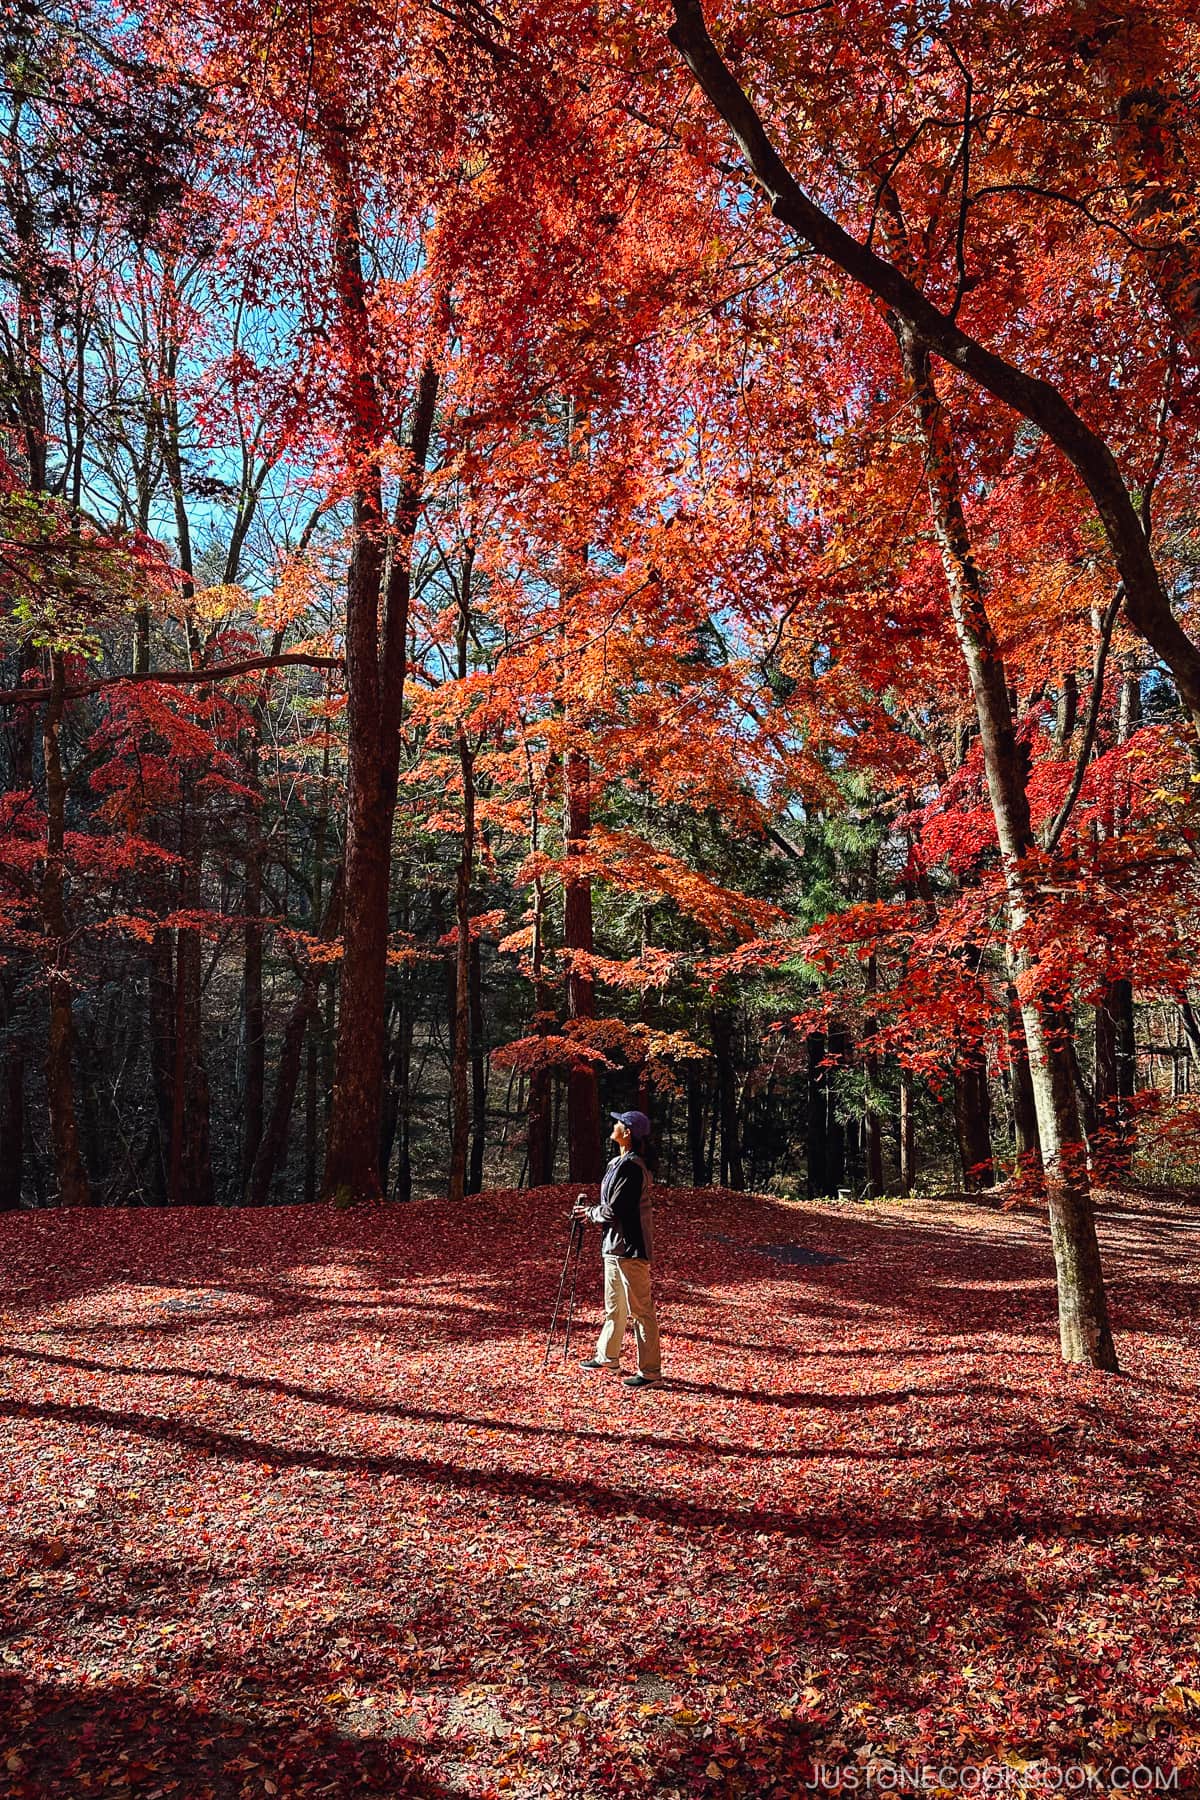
xmin=623 ymin=1373 xmax=662 ymax=1389
xmin=579 ymin=1358 xmax=618 ymax=1372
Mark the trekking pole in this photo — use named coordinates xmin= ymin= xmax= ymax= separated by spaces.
xmin=544 ymin=1213 xmax=585 ymax=1368
xmin=561 ymin=1217 xmax=585 ymax=1361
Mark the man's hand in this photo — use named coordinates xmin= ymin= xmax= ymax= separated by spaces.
xmin=571 ymin=1193 xmax=590 ymax=1222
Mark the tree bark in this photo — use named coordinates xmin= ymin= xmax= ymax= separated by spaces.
xmin=0 ymin=1044 xmax=25 ymax=1210
xmin=807 ymin=1030 xmax=828 ymax=1198
xmin=321 ymin=222 xmax=438 ymax=1204
xmin=240 ymin=819 xmax=265 ymax=1197
xmin=898 ymin=1068 xmax=916 ymax=1196
xmin=168 ymin=777 xmax=213 ymax=1207
xmin=686 ymin=1061 xmax=708 ymax=1186
xmin=247 ymin=869 xmax=344 ymax=1207
xmin=468 ymin=930 xmax=486 ymax=1195
xmin=563 ymin=745 xmax=602 ymax=1182
xmin=711 ymin=1007 xmax=744 ymax=1190
xmin=1008 ymin=982 xmax=1041 ymax=1166
xmin=41 ymin=652 xmax=91 ymax=1207
xmin=525 ymin=760 xmax=556 ymax=1187
xmin=448 ymin=736 xmax=475 ymax=1203
xmin=897 ymin=324 xmax=1117 ymax=1369
xmin=954 ymin=1053 xmax=994 ymax=1191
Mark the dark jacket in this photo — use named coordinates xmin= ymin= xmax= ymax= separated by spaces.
xmin=588 ymin=1151 xmax=654 ymax=1262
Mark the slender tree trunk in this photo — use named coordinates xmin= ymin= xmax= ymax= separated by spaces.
xmin=711 ymin=1006 xmax=744 ymax=1190
xmin=147 ymin=926 xmax=174 ymax=1206
xmin=954 ymin=1053 xmax=994 ymax=1191
xmin=898 ymin=322 xmax=1117 ymax=1369
xmin=826 ymin=1020 xmax=848 ymax=1194
xmin=526 ymin=761 xmax=556 ymax=1187
xmin=1095 ymin=977 xmax=1136 ymax=1165
xmin=898 ymin=1068 xmax=916 ymax=1195
xmin=247 ymin=870 xmax=344 ymax=1206
xmin=1007 ymin=981 xmax=1042 ymax=1166
xmin=0 ymin=1044 xmax=25 ymax=1210
xmin=468 ymin=930 xmax=486 ymax=1195
xmin=304 ymin=1030 xmax=319 ymax=1205
xmin=448 ymin=737 xmax=475 ymax=1202
xmin=807 ymin=1030 xmax=828 ymax=1198
xmin=41 ymin=652 xmax=90 ymax=1207
xmin=686 ymin=1061 xmax=708 ymax=1186
xmin=240 ymin=820 xmax=265 ymax=1196
xmin=563 ymin=746 xmax=602 ymax=1182
xmin=168 ymin=778 xmax=213 ymax=1207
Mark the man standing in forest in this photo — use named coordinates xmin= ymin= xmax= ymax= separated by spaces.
xmin=574 ymin=1111 xmax=662 ymax=1389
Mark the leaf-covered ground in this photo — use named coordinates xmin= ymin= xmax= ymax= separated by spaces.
xmin=2 ymin=1184 xmax=1199 ymax=1799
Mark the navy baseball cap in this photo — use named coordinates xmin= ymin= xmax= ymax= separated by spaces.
xmin=611 ymin=1110 xmax=651 ymax=1139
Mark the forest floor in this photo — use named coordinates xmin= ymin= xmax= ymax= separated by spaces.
xmin=2 ymin=1183 xmax=1199 ymax=1800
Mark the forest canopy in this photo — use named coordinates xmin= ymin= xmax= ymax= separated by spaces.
xmin=3 ymin=0 xmax=1200 ymax=1373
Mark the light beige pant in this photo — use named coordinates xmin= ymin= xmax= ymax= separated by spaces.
xmin=595 ymin=1255 xmax=661 ymax=1377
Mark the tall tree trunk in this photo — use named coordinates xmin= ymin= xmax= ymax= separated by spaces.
xmin=954 ymin=1052 xmax=994 ymax=1191
xmin=898 ymin=322 xmax=1117 ymax=1370
xmin=247 ymin=869 xmax=344 ymax=1206
xmin=807 ymin=1030 xmax=829 ymax=1199
xmin=686 ymin=1061 xmax=708 ymax=1187
xmin=240 ymin=820 xmax=265 ymax=1196
xmin=711 ymin=1006 xmax=744 ymax=1190
xmin=1007 ymin=981 xmax=1042 ymax=1167
xmin=448 ymin=737 xmax=475 ymax=1202
xmin=147 ymin=925 xmax=174 ymax=1205
xmin=563 ymin=745 xmax=602 ymax=1182
xmin=0 ymin=1043 xmax=25 ymax=1210
xmin=825 ymin=1020 xmax=848 ymax=1195
xmin=898 ymin=1068 xmax=916 ymax=1196
xmin=304 ymin=1030 xmax=319 ymax=1205
xmin=525 ymin=757 xmax=556 ymax=1187
xmin=1094 ymin=977 xmax=1136 ymax=1165
xmin=468 ymin=930 xmax=486 ymax=1195
xmin=168 ymin=778 xmax=213 ymax=1207
xmin=41 ymin=652 xmax=90 ymax=1207
xmin=321 ymin=245 xmax=439 ymax=1208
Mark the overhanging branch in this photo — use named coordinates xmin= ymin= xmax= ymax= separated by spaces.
xmin=0 ymin=653 xmax=344 ymax=708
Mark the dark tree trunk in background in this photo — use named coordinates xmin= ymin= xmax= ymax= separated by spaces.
xmin=526 ymin=805 xmax=556 ymax=1188
xmin=825 ymin=1021 xmax=848 ymax=1195
xmin=247 ymin=869 xmax=343 ymax=1207
xmin=1094 ymin=977 xmax=1136 ymax=1166
xmin=169 ymin=779 xmax=213 ymax=1207
xmin=0 ymin=1045 xmax=24 ymax=1210
xmin=564 ymin=746 xmax=601 ymax=1183
xmin=468 ymin=931 xmax=486 ymax=1195
xmin=807 ymin=1030 xmax=829 ymax=1198
xmin=240 ymin=826 xmax=265 ymax=1196
xmin=448 ymin=740 xmax=475 ymax=1203
xmin=42 ymin=652 xmax=91 ymax=1207
xmin=147 ymin=927 xmax=174 ymax=1205
xmin=1 ymin=653 xmax=33 ymax=1211
xmin=711 ymin=1007 xmax=744 ymax=1190
xmin=686 ymin=1063 xmax=708 ymax=1187
xmin=1008 ymin=983 xmax=1041 ymax=1166
xmin=954 ymin=1053 xmax=994 ymax=1190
